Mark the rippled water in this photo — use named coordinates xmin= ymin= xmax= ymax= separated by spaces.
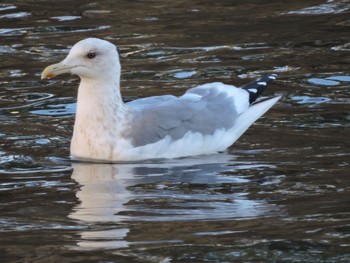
xmin=1 ymin=0 xmax=350 ymax=262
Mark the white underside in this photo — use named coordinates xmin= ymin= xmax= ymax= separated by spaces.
xmin=71 ymin=96 xmax=281 ymax=162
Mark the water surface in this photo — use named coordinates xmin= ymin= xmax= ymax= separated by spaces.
xmin=0 ymin=0 xmax=349 ymax=262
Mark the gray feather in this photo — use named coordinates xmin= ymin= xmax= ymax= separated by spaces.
xmin=127 ymin=86 xmax=238 ymax=147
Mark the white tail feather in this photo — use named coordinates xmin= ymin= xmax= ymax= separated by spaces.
xmin=229 ymin=96 xmax=281 ymax=144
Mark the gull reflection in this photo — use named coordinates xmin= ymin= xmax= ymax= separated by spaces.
xmin=69 ymin=154 xmax=279 ymax=250
xmin=70 ymin=163 xmax=134 ymax=249
xmin=70 ymin=163 xmax=134 ymax=222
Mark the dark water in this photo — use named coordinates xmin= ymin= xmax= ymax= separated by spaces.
xmin=1 ymin=0 xmax=350 ymax=262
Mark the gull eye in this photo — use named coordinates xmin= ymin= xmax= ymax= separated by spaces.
xmin=86 ymin=52 xmax=96 ymax=59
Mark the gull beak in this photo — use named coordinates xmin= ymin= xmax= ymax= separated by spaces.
xmin=41 ymin=62 xmax=73 ymax=80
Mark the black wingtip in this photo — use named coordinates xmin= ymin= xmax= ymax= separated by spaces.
xmin=241 ymin=74 xmax=277 ymax=104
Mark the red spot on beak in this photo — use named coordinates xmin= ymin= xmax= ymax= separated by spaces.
xmin=46 ymin=73 xmax=56 ymax=79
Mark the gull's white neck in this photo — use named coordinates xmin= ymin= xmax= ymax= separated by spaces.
xmin=70 ymin=75 xmax=132 ymax=161
xmin=76 ymin=76 xmax=126 ymax=118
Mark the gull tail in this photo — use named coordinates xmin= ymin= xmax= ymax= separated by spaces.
xmin=229 ymin=96 xmax=281 ymax=146
xmin=241 ymin=74 xmax=278 ymax=104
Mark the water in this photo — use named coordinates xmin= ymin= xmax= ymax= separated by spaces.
xmin=0 ymin=0 xmax=349 ymax=262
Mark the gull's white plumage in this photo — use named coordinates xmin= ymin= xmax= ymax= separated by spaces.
xmin=41 ymin=38 xmax=280 ymax=162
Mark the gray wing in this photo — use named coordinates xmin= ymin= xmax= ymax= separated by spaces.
xmin=126 ymin=95 xmax=176 ymax=110
xmin=127 ymin=84 xmax=240 ymax=147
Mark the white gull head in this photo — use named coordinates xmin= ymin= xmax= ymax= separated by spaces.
xmin=42 ymin=38 xmax=121 ymax=80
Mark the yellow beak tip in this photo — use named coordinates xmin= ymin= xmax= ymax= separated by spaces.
xmin=41 ymin=63 xmax=65 ymax=80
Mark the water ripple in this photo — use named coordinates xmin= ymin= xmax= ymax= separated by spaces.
xmin=31 ymin=100 xmax=76 ymax=116
xmin=291 ymin=96 xmax=331 ymax=105
xmin=0 ymin=4 xmax=16 ymax=12
xmin=307 ymin=75 xmax=350 ymax=86
xmin=51 ymin=16 xmax=81 ymax=22
xmin=0 ymin=12 xmax=31 ymax=19
xmin=285 ymin=1 xmax=350 ymax=15
xmin=0 ymin=92 xmax=54 ymax=111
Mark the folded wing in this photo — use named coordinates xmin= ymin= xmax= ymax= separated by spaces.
xmin=127 ymin=83 xmax=247 ymax=147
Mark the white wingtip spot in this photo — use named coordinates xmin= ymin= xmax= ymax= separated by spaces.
xmin=257 ymin=81 xmax=267 ymax=86
xmin=248 ymin=88 xmax=258 ymax=93
xmin=268 ymin=75 xmax=276 ymax=80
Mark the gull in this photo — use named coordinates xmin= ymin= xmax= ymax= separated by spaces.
xmin=41 ymin=38 xmax=280 ymax=162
